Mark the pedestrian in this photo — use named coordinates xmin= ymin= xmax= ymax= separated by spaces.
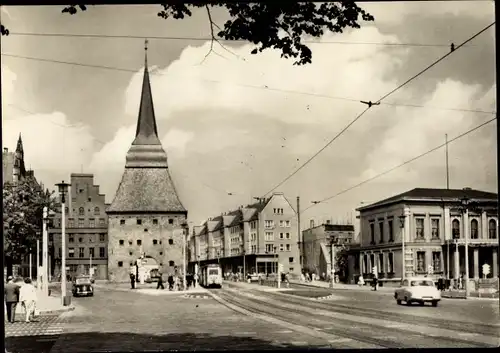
xmin=156 ymin=272 xmax=165 ymax=290
xmin=372 ymin=277 xmax=378 ymax=291
xmin=193 ymin=273 xmax=198 ymax=288
xmin=19 ymin=278 xmax=37 ymax=323
xmin=168 ymin=275 xmax=174 ymax=291
xmin=4 ymin=275 xmax=20 ymax=323
xmin=130 ymin=273 xmax=136 ymax=289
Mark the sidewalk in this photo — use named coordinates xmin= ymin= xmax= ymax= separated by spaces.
xmin=8 ymin=291 xmax=74 ymax=316
xmin=289 ymin=280 xmax=394 ymax=292
xmin=226 ymin=280 xmax=300 ymax=292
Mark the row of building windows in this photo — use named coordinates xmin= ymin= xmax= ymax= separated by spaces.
xmin=67 ymin=247 xmax=106 ymax=258
xmin=119 ymin=218 xmax=178 ymax=226
xmin=118 ymin=238 xmax=175 ymax=246
xmin=69 ymin=234 xmax=106 ymax=243
xmin=59 ymin=218 xmax=106 ymax=228
xmin=264 ymin=220 xmax=291 ymax=228
xmin=265 ymin=243 xmax=292 ymax=252
xmin=369 ymin=218 xmax=498 ymax=244
xmin=64 ymin=206 xmax=103 ymax=216
xmin=117 ymin=260 xmax=175 ymax=268
xmin=273 ymin=208 xmax=284 ymax=215
xmin=265 ymin=232 xmax=291 ymax=241
xmin=362 ymin=251 xmax=442 ymax=274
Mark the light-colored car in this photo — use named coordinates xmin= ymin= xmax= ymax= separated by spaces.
xmin=394 ymin=277 xmax=441 ymax=307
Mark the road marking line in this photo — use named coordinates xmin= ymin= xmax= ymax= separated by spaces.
xmin=314 ymin=327 xmax=323 ymax=331
xmin=291 ymin=341 xmax=309 ymax=345
xmin=458 ymin=332 xmax=477 ymax=337
xmin=234 ymin=331 xmax=257 ymax=335
xmin=277 ymin=330 xmax=293 ymax=334
xmin=328 ymin=338 xmax=352 ymax=343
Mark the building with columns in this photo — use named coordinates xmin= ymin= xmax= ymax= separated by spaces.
xmin=352 ymin=187 xmax=497 ymax=287
xmin=106 ymin=44 xmax=188 ymax=282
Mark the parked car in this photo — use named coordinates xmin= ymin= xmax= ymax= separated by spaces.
xmin=72 ymin=275 xmax=94 ymax=297
xmin=394 ymin=277 xmax=441 ymax=307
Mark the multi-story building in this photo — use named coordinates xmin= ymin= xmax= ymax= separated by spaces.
xmin=50 ymin=173 xmax=110 ymax=280
xmin=188 ymin=192 xmax=301 ymax=277
xmin=351 ymin=187 xmax=498 ymax=288
xmin=302 ymin=220 xmax=355 ymax=279
xmin=106 ymin=47 xmax=188 ymax=282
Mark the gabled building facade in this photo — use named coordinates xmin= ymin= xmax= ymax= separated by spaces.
xmin=50 ymin=173 xmax=109 ymax=280
xmin=353 ymin=187 xmax=498 ymax=288
xmin=106 ymin=46 xmax=188 ymax=282
xmin=188 ymin=192 xmax=301 ymax=277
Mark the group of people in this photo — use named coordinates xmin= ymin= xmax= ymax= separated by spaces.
xmin=4 ymin=276 xmax=38 ymax=323
xmin=130 ymin=272 xmax=199 ymax=291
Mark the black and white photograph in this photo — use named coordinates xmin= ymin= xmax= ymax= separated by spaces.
xmin=1 ymin=1 xmax=498 ymax=352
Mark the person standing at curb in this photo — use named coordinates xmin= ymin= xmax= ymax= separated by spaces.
xmin=157 ymin=272 xmax=165 ymax=290
xmin=130 ymin=273 xmax=136 ymax=289
xmin=4 ymin=276 xmax=20 ymax=323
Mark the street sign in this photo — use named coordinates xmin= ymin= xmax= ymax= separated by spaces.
xmin=428 ymin=265 xmax=433 ymax=275
xmin=482 ymin=263 xmax=491 ymax=277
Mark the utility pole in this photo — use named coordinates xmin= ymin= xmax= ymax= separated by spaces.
xmin=297 ymin=196 xmax=302 ymax=270
xmin=42 ymin=206 xmax=48 ymax=296
xmin=445 ymin=134 xmax=450 ymax=189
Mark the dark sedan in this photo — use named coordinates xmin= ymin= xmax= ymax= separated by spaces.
xmin=72 ymin=276 xmax=94 ymax=297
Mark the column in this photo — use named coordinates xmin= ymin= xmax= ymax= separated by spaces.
xmin=492 ymin=248 xmax=498 ymax=278
xmin=359 ymin=252 xmax=363 ymax=275
xmin=444 ymin=206 xmax=451 ymax=241
xmin=481 ymin=212 xmax=488 ymax=239
xmin=473 ymin=248 xmax=479 ymax=279
xmin=454 ymin=245 xmax=460 ymax=279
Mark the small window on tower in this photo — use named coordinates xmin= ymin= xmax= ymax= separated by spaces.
xmin=137 ymin=239 xmax=142 ymax=246
xmin=129 ymin=240 xmax=133 ymax=245
xmin=160 ymin=263 xmax=163 ymax=266
xmin=118 ymin=261 xmax=123 ymax=267
xmin=129 ymin=251 xmax=133 ymax=256
xmin=153 ymin=219 xmax=158 ymax=225
xmin=168 ymin=219 xmax=174 ymax=225
xmin=120 ymin=220 xmax=125 ymax=225
xmin=88 ymin=197 xmax=92 ymax=202
xmin=169 ymin=261 xmax=175 ymax=266
xmin=159 ymin=251 xmax=163 ymax=255
xmin=137 ymin=219 xmax=142 ymax=225
xmin=129 ymin=262 xmax=133 ymax=266
xmin=153 ymin=239 xmax=158 ymax=245
xmin=168 ymin=239 xmax=174 ymax=245
xmin=119 ymin=240 xmax=124 ymax=245
xmin=144 ymin=228 xmax=148 ymax=232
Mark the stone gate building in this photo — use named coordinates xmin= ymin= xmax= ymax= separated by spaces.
xmin=106 ymin=45 xmax=188 ymax=282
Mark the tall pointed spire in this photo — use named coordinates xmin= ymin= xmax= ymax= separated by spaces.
xmin=132 ymin=38 xmax=160 ymax=146
xmin=125 ymin=40 xmax=168 ymax=168
xmin=16 ymin=133 xmax=23 ymax=153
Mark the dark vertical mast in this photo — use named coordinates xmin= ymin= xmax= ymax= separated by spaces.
xmin=445 ymin=134 xmax=450 ymax=189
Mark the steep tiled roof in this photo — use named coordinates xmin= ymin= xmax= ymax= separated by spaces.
xmin=107 ymin=48 xmax=186 ymax=214
xmin=242 ymin=207 xmax=257 ymax=222
xmin=228 ymin=209 xmax=243 ymax=227
xmin=107 ymin=168 xmax=186 ymax=213
xmin=357 ymin=187 xmax=498 ymax=212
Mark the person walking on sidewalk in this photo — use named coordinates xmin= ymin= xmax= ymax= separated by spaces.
xmin=19 ymin=278 xmax=37 ymax=323
xmin=157 ymin=272 xmax=165 ymax=290
xmin=130 ymin=273 xmax=136 ymax=289
xmin=4 ymin=276 xmax=20 ymax=323
xmin=372 ymin=277 xmax=378 ymax=291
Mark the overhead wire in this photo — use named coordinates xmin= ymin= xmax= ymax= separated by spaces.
xmin=261 ymin=21 xmax=496 ymax=197
xmin=6 ymin=31 xmax=479 ymax=48
xmin=1 ymin=53 xmax=494 ymax=119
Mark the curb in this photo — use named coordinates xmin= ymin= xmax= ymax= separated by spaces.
xmin=39 ymin=306 xmax=75 ymax=315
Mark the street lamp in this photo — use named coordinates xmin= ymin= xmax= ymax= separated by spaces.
xmin=398 ymin=211 xmax=406 ymax=281
xmin=330 ymin=237 xmax=338 ymax=288
xmin=55 ymin=181 xmax=70 ymax=306
xmin=460 ymin=196 xmax=471 ymax=298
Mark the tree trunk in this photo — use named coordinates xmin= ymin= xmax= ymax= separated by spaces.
xmin=5 ymin=256 xmax=13 ymax=277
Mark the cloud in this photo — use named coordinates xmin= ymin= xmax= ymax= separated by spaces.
xmin=84 ymin=21 xmax=495 ymax=224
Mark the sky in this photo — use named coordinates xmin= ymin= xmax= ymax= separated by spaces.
xmin=1 ymin=2 xmax=497 ymax=231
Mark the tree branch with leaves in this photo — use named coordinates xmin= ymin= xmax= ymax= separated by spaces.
xmin=1 ymin=2 xmax=373 ymax=65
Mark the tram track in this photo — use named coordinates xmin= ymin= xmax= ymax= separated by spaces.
xmin=260 ymin=288 xmax=499 ymax=337
xmin=212 ymin=288 xmax=495 ymax=348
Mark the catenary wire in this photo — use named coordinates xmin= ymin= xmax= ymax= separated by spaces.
xmin=6 ymin=32 xmax=479 ymax=47
xmin=213 ymin=116 xmax=496 ymax=230
xmin=1 ymin=53 xmax=496 ymax=116
xmin=261 ymin=21 xmax=496 ymax=197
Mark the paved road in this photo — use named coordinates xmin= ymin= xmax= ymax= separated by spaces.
xmin=10 ymin=285 xmax=360 ymax=352
xmin=286 ymin=282 xmax=499 ymax=325
xmin=220 ymin=282 xmax=499 ymax=348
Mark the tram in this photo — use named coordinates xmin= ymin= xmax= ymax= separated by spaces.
xmin=199 ymin=264 xmax=223 ymax=288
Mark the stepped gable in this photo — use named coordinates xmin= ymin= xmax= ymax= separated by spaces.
xmin=107 ymin=43 xmax=186 ymax=214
